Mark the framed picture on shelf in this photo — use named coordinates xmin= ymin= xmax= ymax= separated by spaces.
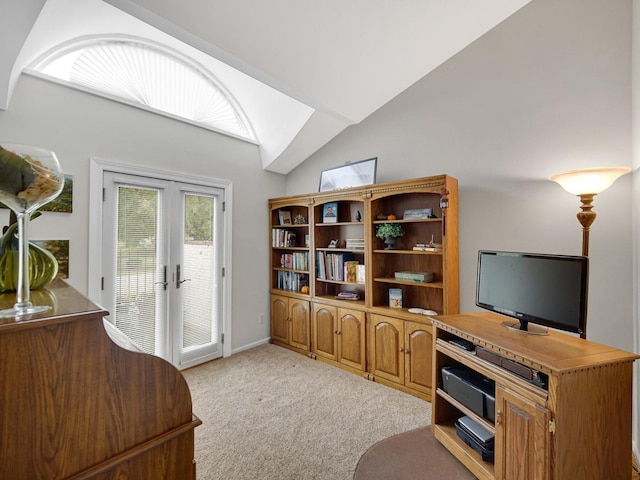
xmin=322 ymin=202 xmax=338 ymax=223
xmin=278 ymin=210 xmax=292 ymax=225
xmin=318 ymin=157 xmax=377 ymax=192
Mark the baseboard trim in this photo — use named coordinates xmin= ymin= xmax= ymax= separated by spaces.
xmin=231 ymin=337 xmax=271 ymax=355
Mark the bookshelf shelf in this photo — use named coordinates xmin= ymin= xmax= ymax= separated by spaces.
xmin=373 ymin=249 xmax=443 ymax=255
xmin=373 ymin=277 xmax=445 ymax=289
xmin=315 ymin=221 xmax=364 ymax=227
xmin=274 ymin=267 xmax=309 ymax=274
xmin=316 ymin=278 xmax=364 ymax=286
xmin=372 ymin=218 xmax=443 ymax=224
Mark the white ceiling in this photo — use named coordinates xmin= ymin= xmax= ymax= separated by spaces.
xmin=3 ymin=0 xmax=531 ymax=173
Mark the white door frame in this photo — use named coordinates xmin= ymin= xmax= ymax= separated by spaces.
xmin=88 ymin=158 xmax=233 ymax=358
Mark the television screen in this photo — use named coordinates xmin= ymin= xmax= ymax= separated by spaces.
xmin=476 ymin=251 xmax=588 ymax=335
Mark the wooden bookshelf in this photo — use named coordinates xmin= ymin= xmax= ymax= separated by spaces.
xmin=269 ymin=175 xmax=459 ymax=400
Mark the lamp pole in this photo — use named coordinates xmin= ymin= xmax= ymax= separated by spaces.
xmin=576 ymin=193 xmax=597 ymax=257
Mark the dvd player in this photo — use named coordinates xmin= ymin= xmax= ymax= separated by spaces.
xmin=475 ymin=346 xmax=547 ymax=389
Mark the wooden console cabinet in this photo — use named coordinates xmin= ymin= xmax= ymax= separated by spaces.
xmin=369 ymin=314 xmax=433 ymax=397
xmin=311 ymin=303 xmax=366 ymax=372
xmin=0 ymin=280 xmax=200 ymax=479
xmin=271 ymin=294 xmax=310 ymax=352
xmin=431 ymin=312 xmax=639 ymax=480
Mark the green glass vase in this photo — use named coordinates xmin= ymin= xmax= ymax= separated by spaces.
xmin=0 ymin=221 xmax=58 ymax=293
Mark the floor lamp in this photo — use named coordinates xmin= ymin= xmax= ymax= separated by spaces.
xmin=550 ymin=166 xmax=631 ymax=338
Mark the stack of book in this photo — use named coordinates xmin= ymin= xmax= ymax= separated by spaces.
xmin=335 ymin=291 xmax=360 ymax=301
xmin=394 ymin=271 xmax=434 ymax=283
xmin=413 ymin=243 xmax=443 ymax=252
xmin=346 ymin=238 xmax=365 ymax=250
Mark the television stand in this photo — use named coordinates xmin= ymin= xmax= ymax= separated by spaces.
xmin=431 ymin=311 xmax=639 ymax=480
xmin=501 ymin=319 xmax=548 ymax=335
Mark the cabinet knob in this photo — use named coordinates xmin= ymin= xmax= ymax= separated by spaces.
xmin=496 ymin=410 xmax=502 ymax=426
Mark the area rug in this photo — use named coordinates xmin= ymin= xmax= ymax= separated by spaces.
xmin=353 ymin=427 xmax=475 ymax=480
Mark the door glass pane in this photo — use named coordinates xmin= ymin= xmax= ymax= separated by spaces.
xmin=182 ymin=193 xmax=217 ymax=349
xmin=115 ymin=185 xmax=161 ymax=355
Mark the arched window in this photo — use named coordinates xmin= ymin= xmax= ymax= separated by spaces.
xmin=31 ymin=37 xmax=255 ymax=141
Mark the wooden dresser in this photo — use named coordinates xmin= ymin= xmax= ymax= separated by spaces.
xmin=0 ymin=280 xmax=201 ymax=479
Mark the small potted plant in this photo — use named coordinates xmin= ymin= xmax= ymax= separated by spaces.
xmin=376 ymin=223 xmax=404 ymax=250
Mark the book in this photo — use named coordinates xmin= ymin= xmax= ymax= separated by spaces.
xmin=389 ymin=288 xmax=402 ymax=308
xmin=344 ymin=260 xmax=358 ymax=283
xmin=356 ymin=264 xmax=366 ymax=284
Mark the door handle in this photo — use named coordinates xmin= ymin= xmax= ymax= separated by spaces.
xmin=176 ymin=264 xmax=191 ymax=288
xmin=155 ymin=265 xmax=168 ymax=290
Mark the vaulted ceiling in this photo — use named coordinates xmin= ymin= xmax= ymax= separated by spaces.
xmin=3 ymin=0 xmax=531 ymax=173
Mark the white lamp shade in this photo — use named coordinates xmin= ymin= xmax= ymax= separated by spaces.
xmin=550 ymin=166 xmax=631 ymax=195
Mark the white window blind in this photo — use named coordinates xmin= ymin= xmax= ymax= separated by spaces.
xmin=114 ymin=184 xmax=166 ymax=355
xmin=36 ymin=39 xmax=252 ymax=139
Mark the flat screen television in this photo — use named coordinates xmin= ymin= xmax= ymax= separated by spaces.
xmin=476 ymin=250 xmax=589 ymax=335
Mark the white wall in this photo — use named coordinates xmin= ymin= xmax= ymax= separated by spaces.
xmin=0 ymin=74 xmax=285 ymax=351
xmin=287 ymin=0 xmax=634 ymax=352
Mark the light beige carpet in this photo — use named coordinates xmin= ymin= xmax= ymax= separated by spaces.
xmin=182 ymin=343 xmax=431 ymax=480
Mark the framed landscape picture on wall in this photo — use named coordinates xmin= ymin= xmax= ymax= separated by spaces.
xmin=319 ymin=157 xmax=377 ymax=192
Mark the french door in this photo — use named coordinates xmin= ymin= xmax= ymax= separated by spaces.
xmin=100 ymin=171 xmax=225 ymax=369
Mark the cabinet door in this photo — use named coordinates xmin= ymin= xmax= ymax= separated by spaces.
xmin=271 ymin=295 xmax=289 ymax=344
xmin=312 ymin=304 xmax=337 ymax=361
xmin=337 ymin=308 xmax=366 ymax=371
xmin=404 ymin=321 xmax=432 ymax=394
xmin=369 ymin=315 xmax=404 ymax=384
xmin=495 ymin=385 xmax=550 ymax=480
xmin=289 ymin=299 xmax=310 ymax=351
